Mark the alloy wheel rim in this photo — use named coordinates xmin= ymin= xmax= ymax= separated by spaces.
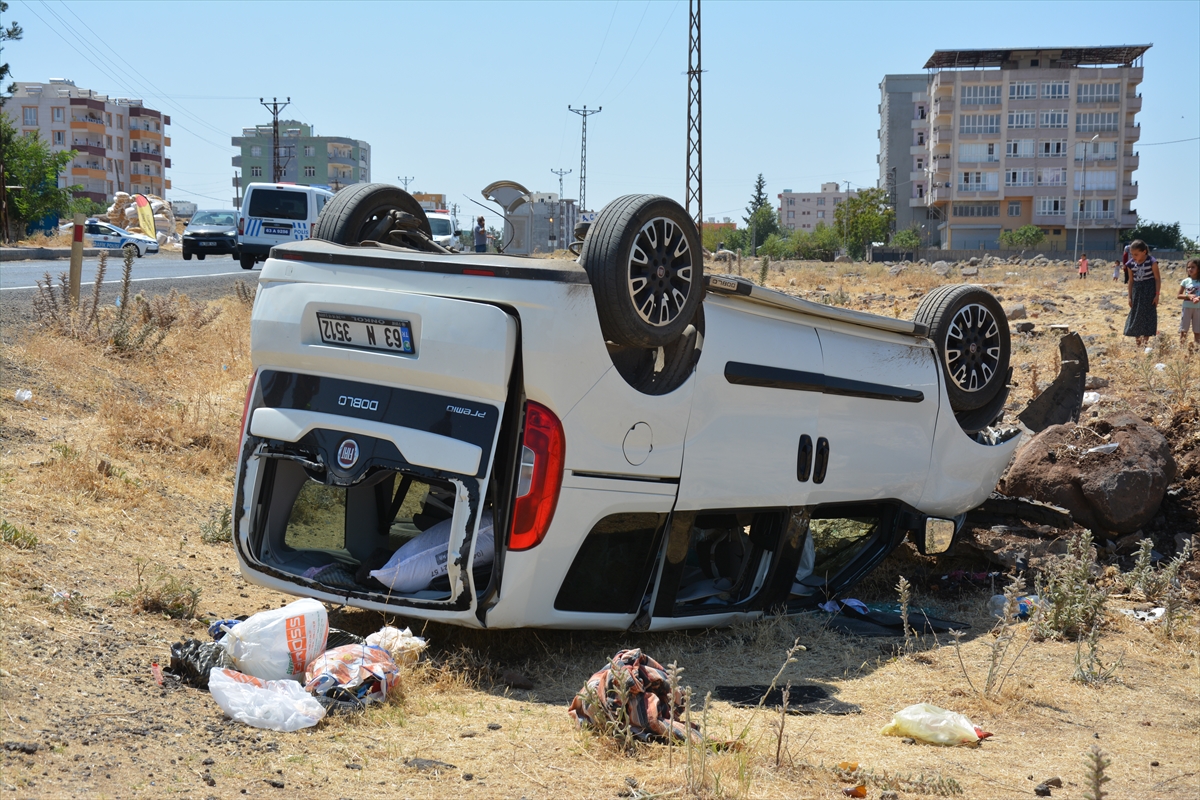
xmin=945 ymin=303 xmax=1001 ymax=392
xmin=627 ymin=217 xmax=693 ymax=327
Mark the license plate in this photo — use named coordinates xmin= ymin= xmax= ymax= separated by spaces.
xmin=199 ymin=241 xmax=218 ymax=247
xmin=263 ymin=225 xmax=292 ymax=236
xmin=317 ymin=313 xmax=415 ymax=355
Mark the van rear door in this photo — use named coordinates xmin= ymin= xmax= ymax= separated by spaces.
xmin=244 ymin=187 xmax=313 ymax=242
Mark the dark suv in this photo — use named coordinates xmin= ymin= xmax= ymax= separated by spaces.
xmin=182 ymin=210 xmax=239 ymax=260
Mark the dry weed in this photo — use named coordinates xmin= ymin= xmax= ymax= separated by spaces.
xmin=112 ymin=559 xmax=201 ymax=619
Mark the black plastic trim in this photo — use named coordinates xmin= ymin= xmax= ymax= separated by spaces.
xmin=796 ymin=435 xmax=813 ymax=482
xmin=813 ymin=437 xmax=830 ymax=484
xmin=570 ymin=470 xmax=680 ymax=484
xmin=724 ymin=361 xmax=924 ymax=403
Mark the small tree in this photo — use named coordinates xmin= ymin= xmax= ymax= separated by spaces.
xmin=999 ymin=224 xmax=1046 ymax=251
xmin=833 ymin=187 xmax=893 ymax=260
xmin=1 ymin=116 xmax=79 ymax=240
xmin=891 ymin=227 xmax=921 ymax=256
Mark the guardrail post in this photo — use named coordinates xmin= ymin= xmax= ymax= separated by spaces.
xmin=68 ymin=212 xmax=85 ymax=307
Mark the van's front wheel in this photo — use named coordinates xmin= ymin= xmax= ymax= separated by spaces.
xmin=240 ymin=254 xmax=256 ymax=270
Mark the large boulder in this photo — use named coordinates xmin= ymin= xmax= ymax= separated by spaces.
xmin=1000 ymin=414 xmax=1176 ymax=535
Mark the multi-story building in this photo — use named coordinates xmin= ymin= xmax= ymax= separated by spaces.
xmin=877 ymin=73 xmax=937 ymax=238
xmin=231 ymin=121 xmax=370 ymax=206
xmin=776 ymin=182 xmax=858 ymax=232
xmin=7 ymin=79 xmax=171 ymax=204
xmin=880 ymin=45 xmax=1149 ymax=251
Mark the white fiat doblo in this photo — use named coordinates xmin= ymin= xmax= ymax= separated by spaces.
xmin=232 ymin=183 xmax=1020 ymax=631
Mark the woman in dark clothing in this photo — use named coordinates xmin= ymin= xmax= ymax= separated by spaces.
xmin=1124 ymin=239 xmax=1161 ymax=349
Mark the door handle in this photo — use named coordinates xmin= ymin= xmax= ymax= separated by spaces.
xmin=796 ymin=434 xmax=813 ymax=482
xmin=813 ymin=437 xmax=830 ymax=484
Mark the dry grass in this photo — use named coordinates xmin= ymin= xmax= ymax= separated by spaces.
xmin=0 ymin=264 xmax=1197 ymax=797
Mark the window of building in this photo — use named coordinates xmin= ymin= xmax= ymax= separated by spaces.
xmin=1037 ymin=167 xmax=1067 ymax=186
xmin=117 ymin=137 xmax=123 ymax=152
xmin=1074 ymin=169 xmax=1116 ymax=191
xmin=52 ymin=107 xmax=65 ymax=123
xmin=52 ymin=130 xmax=65 ymax=145
xmin=788 ymin=223 xmax=795 ymax=229
xmin=1077 ymin=83 xmax=1120 ymax=103
xmin=833 ymin=197 xmax=841 ymax=205
xmin=917 ymin=131 xmax=925 ymax=145
xmin=117 ymin=115 xmax=123 ymax=129
xmin=816 ymin=198 xmax=825 ymax=206
xmin=1076 ymin=112 xmax=1118 ymax=132
xmin=1005 ymin=168 xmax=1035 ymax=187
xmin=1009 ymin=82 xmax=1037 ymax=100
xmin=1042 ymin=81 xmax=1070 ymax=99
xmin=1079 ymin=198 xmax=1115 ymax=219
xmin=1035 ymin=197 xmax=1067 ymax=216
xmin=1005 ymin=139 xmax=1035 ymax=158
xmin=1007 ymin=111 xmax=1036 ymax=129
xmin=916 ymin=157 xmax=924 ymax=169
xmin=1039 ymin=139 xmax=1068 ymax=158
xmin=22 ymin=107 xmax=36 ymax=126
xmin=304 ymin=145 xmax=315 ymax=157
xmin=960 ymin=114 xmax=1001 ymax=134
xmin=106 ymin=135 xmax=112 ymax=149
xmin=961 ymin=142 xmax=999 ymax=162
xmin=108 ymin=180 xmax=113 ymax=194
xmin=1008 ymin=201 xmax=1022 ymax=217
xmin=817 ymin=210 xmax=825 ymax=218
xmin=251 ymin=166 xmax=263 ymax=177
xmin=1075 ymin=140 xmax=1118 ymax=162
xmin=960 ymin=85 xmax=1002 ymax=105
xmin=959 ymin=171 xmax=998 ymax=192
xmin=1040 ymin=110 xmax=1069 ymax=129
xmin=105 ymin=112 xmax=112 ymax=126
xmin=304 ymin=165 xmax=316 ymax=177
xmin=952 ymin=204 xmax=999 ymax=217
xmin=786 ymin=197 xmax=794 ymax=206
xmin=251 ymin=145 xmax=263 ymax=157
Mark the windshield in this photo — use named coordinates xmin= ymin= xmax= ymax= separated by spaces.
xmin=247 ymin=189 xmax=309 ymax=221
xmin=428 ymin=218 xmax=453 ymax=236
xmin=191 ymin=212 xmax=236 ymax=227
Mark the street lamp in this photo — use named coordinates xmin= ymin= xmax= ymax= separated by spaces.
xmin=1072 ymin=134 xmax=1099 ymax=264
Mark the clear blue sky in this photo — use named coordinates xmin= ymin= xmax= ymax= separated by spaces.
xmin=7 ymin=0 xmax=1198 ymax=237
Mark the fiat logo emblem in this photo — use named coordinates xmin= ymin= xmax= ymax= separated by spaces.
xmin=336 ymin=439 xmax=359 ymax=469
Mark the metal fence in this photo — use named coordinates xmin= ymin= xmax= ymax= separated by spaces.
xmin=870 ymin=248 xmax=1190 ymax=264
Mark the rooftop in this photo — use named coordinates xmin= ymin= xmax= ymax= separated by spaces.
xmin=924 ymin=44 xmax=1151 ymax=70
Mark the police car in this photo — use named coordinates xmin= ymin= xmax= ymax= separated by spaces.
xmin=232 ymin=183 xmax=1022 ymax=631
xmin=81 ymin=219 xmax=159 ymax=257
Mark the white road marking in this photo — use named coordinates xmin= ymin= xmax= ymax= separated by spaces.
xmin=0 ymin=271 xmax=248 ymax=292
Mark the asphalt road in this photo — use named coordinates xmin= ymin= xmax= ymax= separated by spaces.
xmin=1 ymin=252 xmax=258 ymax=330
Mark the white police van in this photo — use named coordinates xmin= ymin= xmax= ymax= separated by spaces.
xmin=82 ymin=219 xmax=159 ymax=257
xmin=237 ymin=183 xmax=334 ymax=270
xmin=233 ymin=183 xmax=1026 ymax=631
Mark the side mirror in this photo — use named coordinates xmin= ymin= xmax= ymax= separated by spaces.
xmin=922 ymin=517 xmax=958 ymax=555
xmin=454 ymin=229 xmax=462 ymax=237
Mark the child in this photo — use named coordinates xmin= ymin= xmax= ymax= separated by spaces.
xmin=1179 ymin=258 xmax=1200 ymax=353
xmin=1123 ymin=240 xmax=1161 ymax=350
xmin=1078 ymin=253 xmax=1088 ymax=279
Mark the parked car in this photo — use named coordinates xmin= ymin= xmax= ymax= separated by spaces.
xmin=237 ymin=183 xmax=334 ymax=270
xmin=79 ymin=219 xmax=159 ymax=257
xmin=232 ymin=183 xmax=1020 ymax=631
xmin=182 ymin=210 xmax=239 ymax=260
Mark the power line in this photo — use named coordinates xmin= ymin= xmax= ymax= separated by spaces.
xmin=576 ymin=2 xmax=619 ymax=102
xmin=1138 ymin=136 xmax=1200 ymax=146
xmin=609 ymin=1 xmax=682 ymax=103
xmin=596 ymin=0 xmax=652 ymax=103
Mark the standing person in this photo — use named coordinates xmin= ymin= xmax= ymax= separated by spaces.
xmin=1178 ymin=258 xmax=1200 ymax=354
xmin=1078 ymin=253 xmax=1089 ymax=279
xmin=473 ymin=216 xmax=489 ymax=253
xmin=1123 ymin=239 xmax=1161 ymax=351
xmin=1120 ymin=242 xmax=1132 ymax=284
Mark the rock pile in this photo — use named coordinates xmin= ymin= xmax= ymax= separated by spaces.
xmin=104 ymin=192 xmax=179 ymax=246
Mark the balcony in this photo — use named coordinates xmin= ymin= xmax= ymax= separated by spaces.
xmin=70 ymin=119 xmax=104 ymax=134
xmin=130 ymin=128 xmax=162 ymax=142
xmin=1123 ymin=181 xmax=1138 ymax=199
xmin=1125 ymin=94 xmax=1142 ymax=112
xmin=931 ymin=72 xmax=955 ymax=95
xmin=1120 ymin=212 xmax=1138 ymax=226
xmin=909 ymin=196 xmax=929 ymax=207
xmin=932 ymin=97 xmax=954 ymax=117
xmin=71 ymin=143 xmax=105 ymax=157
xmin=164 ymin=137 xmax=170 ymax=147
xmin=1033 ymin=213 xmax=1067 ymax=225
xmin=164 ymin=158 xmax=171 ymax=169
xmin=130 ymin=151 xmax=162 ymax=163
xmin=1125 ymin=124 xmax=1140 ymax=142
xmin=231 ymin=155 xmax=242 ymax=167
xmin=1124 ymin=152 xmax=1139 ymax=169
xmin=71 ymin=166 xmax=105 ymax=179
xmin=327 ymin=153 xmax=355 ymax=166
xmin=1072 ymin=211 xmax=1117 ymax=221
xmin=910 ymin=144 xmax=927 ymax=156
xmin=931 ymin=126 xmax=954 ymax=145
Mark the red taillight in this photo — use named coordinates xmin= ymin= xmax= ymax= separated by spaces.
xmin=237 ymin=217 xmax=244 ymax=235
xmin=239 ymin=370 xmax=258 ymax=442
xmin=508 ymin=401 xmax=565 ymax=551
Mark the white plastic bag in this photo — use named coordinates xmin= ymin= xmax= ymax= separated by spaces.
xmin=880 ymin=703 xmax=990 ymax=746
xmin=218 ymin=598 xmax=328 ymax=681
xmin=365 ymin=626 xmax=428 ymax=665
xmin=371 ymin=511 xmax=494 ymax=593
xmin=208 ymin=667 xmax=326 ymax=731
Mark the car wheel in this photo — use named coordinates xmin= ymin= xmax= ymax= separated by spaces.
xmin=580 ymin=194 xmax=704 ymax=349
xmin=240 ymin=254 xmax=256 ymax=270
xmin=123 ymin=243 xmax=139 ymax=258
xmin=197 ymin=254 xmax=206 ymax=261
xmin=915 ymin=284 xmax=1010 ymax=412
xmin=183 ymin=252 xmax=192 ymax=261
xmin=312 ymin=182 xmax=431 ymax=244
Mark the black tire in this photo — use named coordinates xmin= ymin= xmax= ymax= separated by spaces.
xmin=240 ymin=254 xmax=256 ymax=270
xmin=312 ymin=183 xmax=430 ymax=244
xmin=197 ymin=254 xmax=206 ymax=261
xmin=915 ymin=284 xmax=1010 ymax=412
xmin=580 ymin=194 xmax=704 ymax=349
xmin=182 ymin=252 xmax=192 ymax=261
xmin=123 ymin=243 xmax=138 ymax=259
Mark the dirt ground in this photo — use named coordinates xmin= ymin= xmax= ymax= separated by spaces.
xmin=1 ymin=258 xmax=1197 ymax=799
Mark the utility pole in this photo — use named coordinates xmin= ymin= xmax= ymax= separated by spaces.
xmin=259 ymin=97 xmax=290 ymax=183
xmin=685 ymin=0 xmax=703 ymax=238
xmin=233 ymin=171 xmax=242 ymax=209
xmin=397 ymin=176 xmax=414 ymax=191
xmin=551 ymin=167 xmax=571 ymax=248
xmin=568 ymin=105 xmax=601 ymax=212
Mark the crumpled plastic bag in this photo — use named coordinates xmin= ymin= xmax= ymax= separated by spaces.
xmin=364 ymin=626 xmax=427 ymax=665
xmin=880 ymin=703 xmax=992 ymax=746
xmin=218 ymin=598 xmax=328 ymax=681
xmin=304 ymin=644 xmax=400 ymax=706
xmin=208 ymin=667 xmax=326 ymax=731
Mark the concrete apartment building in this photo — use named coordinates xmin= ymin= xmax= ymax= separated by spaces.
xmin=879 ymin=45 xmax=1149 ymax=251
xmin=777 ymin=182 xmax=858 ymax=231
xmin=7 ymin=79 xmax=170 ymax=204
xmin=231 ymin=121 xmax=370 ymax=206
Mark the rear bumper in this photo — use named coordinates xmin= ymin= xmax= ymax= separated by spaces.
xmin=238 ymin=241 xmax=274 ymax=257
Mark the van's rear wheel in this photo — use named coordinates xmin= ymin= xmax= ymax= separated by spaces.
xmin=915 ymin=284 xmax=1010 ymax=412
xmin=580 ymin=194 xmax=704 ymax=349
xmin=312 ymin=183 xmax=431 ymax=244
xmin=240 ymin=254 xmax=255 ymax=270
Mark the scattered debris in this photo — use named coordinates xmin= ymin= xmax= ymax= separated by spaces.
xmin=714 ymin=684 xmax=860 ymax=715
xmin=207 ymin=668 xmax=327 ymax=732
xmin=1018 ymin=332 xmax=1089 ymax=433
xmin=404 ymin=757 xmax=456 ymax=772
xmin=499 ymin=670 xmax=535 ymax=690
xmin=365 ymin=626 xmax=427 ymax=666
xmin=304 ymin=644 xmax=401 ymax=708
xmin=218 ymin=598 xmax=329 ymax=681
xmin=1118 ymin=607 xmax=1166 ymax=623
xmin=880 ymin=703 xmax=992 ymax=746
xmin=13 ymin=388 xmax=32 ymax=403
